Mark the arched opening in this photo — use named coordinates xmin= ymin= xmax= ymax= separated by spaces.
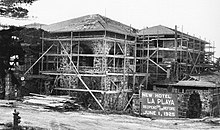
xmin=187 ymin=91 xmax=202 ymax=118
xmin=72 ymin=43 xmax=94 ymax=67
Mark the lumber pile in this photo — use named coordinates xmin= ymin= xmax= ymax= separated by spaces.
xmin=195 ymin=117 xmax=220 ymax=124
xmin=0 ymin=100 xmax=16 ymax=107
xmin=23 ymin=93 xmax=81 ymax=111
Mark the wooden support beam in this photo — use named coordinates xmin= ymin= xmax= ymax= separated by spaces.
xmin=104 ymin=33 xmax=107 ymax=92
xmin=123 ymin=94 xmax=134 ymax=111
xmin=41 ymin=32 xmax=44 ymax=71
xmin=133 ymin=38 xmax=137 ymax=90
xmin=149 ymin=50 xmax=157 ymax=58
xmin=123 ymin=35 xmax=127 ymax=90
xmin=146 ymin=35 xmax=150 ymax=89
xmin=148 ymin=58 xmax=167 ymax=73
xmin=44 ymin=53 xmax=135 ymax=59
xmin=41 ymin=37 xmax=136 ymax=44
xmin=41 ymin=72 xmax=106 ymax=77
xmin=24 ymin=43 xmax=54 ymax=75
xmin=136 ymin=49 xmax=158 ymax=73
xmin=106 ymin=73 xmax=134 ymax=76
xmin=113 ymin=40 xmax=116 ymax=72
xmin=188 ymin=51 xmax=198 ymax=73
xmin=117 ymin=42 xmax=124 ymax=55
xmin=77 ymin=41 xmax=80 ymax=69
xmin=54 ymin=88 xmax=104 ymax=93
xmin=54 ymin=88 xmax=132 ymax=94
xmin=139 ymin=74 xmax=149 ymax=88
xmin=188 ymin=51 xmax=194 ymax=63
xmin=139 ymin=37 xmax=189 ymax=41
xmin=190 ymin=52 xmax=201 ymax=74
xmin=136 ymin=47 xmax=203 ymax=54
xmin=110 ymin=79 xmax=119 ymax=90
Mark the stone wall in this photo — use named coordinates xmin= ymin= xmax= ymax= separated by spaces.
xmin=132 ymin=87 xmax=213 ymax=118
xmin=55 ymin=39 xmax=133 ymax=110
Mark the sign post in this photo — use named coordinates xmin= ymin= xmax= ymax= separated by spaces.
xmin=140 ymin=91 xmax=178 ymax=118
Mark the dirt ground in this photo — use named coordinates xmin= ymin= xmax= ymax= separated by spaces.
xmin=0 ymin=100 xmax=220 ymax=130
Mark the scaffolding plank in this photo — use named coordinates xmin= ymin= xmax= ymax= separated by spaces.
xmin=44 ymin=53 xmax=135 ymax=59
xmin=54 ymin=88 xmax=104 ymax=93
xmin=106 ymin=73 xmax=134 ymax=76
xmin=41 ymin=72 xmax=106 ymax=77
xmin=54 ymin=88 xmax=132 ymax=94
xmin=41 ymin=37 xmax=136 ymax=44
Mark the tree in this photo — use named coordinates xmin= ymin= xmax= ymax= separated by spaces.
xmin=0 ymin=26 xmax=24 ymax=77
xmin=0 ymin=0 xmax=38 ymax=18
xmin=0 ymin=0 xmax=39 ymax=99
xmin=0 ymin=26 xmax=43 ymax=99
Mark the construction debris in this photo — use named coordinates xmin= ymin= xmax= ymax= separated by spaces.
xmin=0 ymin=100 xmax=16 ymax=107
xmin=194 ymin=117 xmax=220 ymax=125
xmin=22 ymin=93 xmax=81 ymax=111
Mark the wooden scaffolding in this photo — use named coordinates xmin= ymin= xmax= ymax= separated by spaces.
xmin=137 ymin=25 xmax=215 ymax=83
xmin=34 ymin=29 xmax=145 ymax=110
xmin=22 ymin=15 xmax=215 ymax=111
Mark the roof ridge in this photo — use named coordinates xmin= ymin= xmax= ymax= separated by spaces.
xmin=138 ymin=25 xmax=175 ymax=35
xmin=97 ymin=14 xmax=135 ymax=33
xmin=41 ymin=14 xmax=137 ymax=35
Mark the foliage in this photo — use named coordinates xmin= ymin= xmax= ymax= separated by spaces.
xmin=0 ymin=0 xmax=38 ymax=18
xmin=0 ymin=26 xmax=24 ymax=78
xmin=0 ymin=26 xmax=43 ymax=79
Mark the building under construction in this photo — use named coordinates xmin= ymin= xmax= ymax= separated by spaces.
xmin=20 ymin=14 xmax=218 ymax=115
xmin=137 ymin=25 xmax=215 ymax=83
xmin=137 ymin=25 xmax=217 ymax=117
xmin=24 ymin=14 xmax=140 ymax=110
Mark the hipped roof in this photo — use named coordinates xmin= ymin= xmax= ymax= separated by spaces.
xmin=191 ymin=72 xmax=220 ymax=85
xmin=170 ymin=81 xmax=217 ymax=88
xmin=138 ymin=25 xmax=210 ymax=44
xmin=42 ymin=14 xmax=137 ymax=36
xmin=155 ymin=72 xmax=220 ymax=88
xmin=138 ymin=25 xmax=175 ymax=35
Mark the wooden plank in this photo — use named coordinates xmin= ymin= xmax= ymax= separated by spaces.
xmin=190 ymin=52 xmax=201 ymax=74
xmin=41 ymin=37 xmax=104 ymax=41
xmin=24 ymin=43 xmax=54 ymax=75
xmin=44 ymin=53 xmax=135 ymax=59
xmin=41 ymin=72 xmax=106 ymax=77
xmin=54 ymin=88 xmax=132 ymax=94
xmin=123 ymin=94 xmax=134 ymax=111
xmin=41 ymin=37 xmax=136 ymax=44
xmin=54 ymin=88 xmax=104 ymax=93
xmin=106 ymin=73 xmax=134 ymax=76
xmin=148 ymin=58 xmax=167 ymax=73
xmin=23 ymin=94 xmax=79 ymax=110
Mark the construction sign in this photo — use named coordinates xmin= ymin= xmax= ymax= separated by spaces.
xmin=141 ymin=91 xmax=178 ymax=118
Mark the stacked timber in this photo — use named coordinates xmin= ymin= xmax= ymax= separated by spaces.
xmin=23 ymin=93 xmax=80 ymax=111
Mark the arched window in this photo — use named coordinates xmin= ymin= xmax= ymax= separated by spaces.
xmin=72 ymin=43 xmax=94 ymax=67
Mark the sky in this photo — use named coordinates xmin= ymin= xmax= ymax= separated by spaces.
xmin=1 ymin=0 xmax=220 ymax=57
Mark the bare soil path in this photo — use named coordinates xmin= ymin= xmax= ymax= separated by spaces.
xmin=0 ymin=100 xmax=220 ymax=130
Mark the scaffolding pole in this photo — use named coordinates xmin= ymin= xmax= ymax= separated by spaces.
xmin=24 ymin=43 xmax=54 ymax=75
